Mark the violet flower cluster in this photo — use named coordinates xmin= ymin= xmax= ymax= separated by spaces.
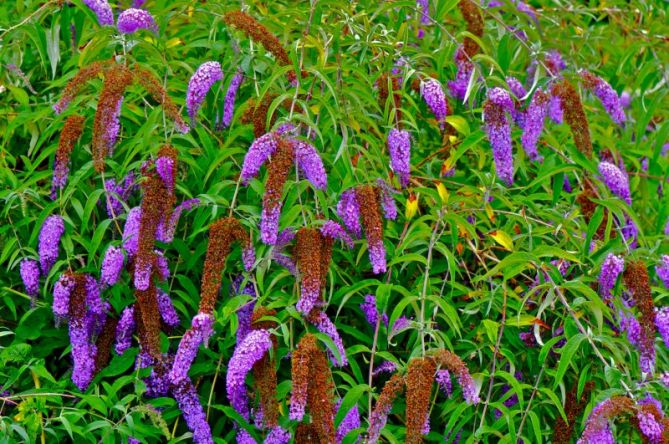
xmin=117 ymin=9 xmax=158 ymax=34
xmin=82 ymin=0 xmax=114 ymax=27
xmin=484 ymin=88 xmax=515 ymax=186
xmin=387 ymin=128 xmax=411 ymax=187
xmin=19 ymin=259 xmax=40 ymax=303
xmin=186 ymin=61 xmax=224 ymax=125
xmin=580 ymin=70 xmax=626 ymax=125
xmin=421 ymin=78 xmax=448 ymax=128
xmin=598 ymin=161 xmax=632 ymax=205
xmin=309 ymin=310 xmax=348 ymax=367
xmin=38 ymin=215 xmax=65 ymax=274
xmin=222 ymin=69 xmax=244 ymax=128
xmin=598 ymin=253 xmax=624 ymax=303
xmin=448 ymin=46 xmax=474 ymax=101
xmin=656 ymin=255 xmax=669 ymax=288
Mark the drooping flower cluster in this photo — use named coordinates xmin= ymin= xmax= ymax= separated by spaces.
xmin=222 ymin=69 xmax=244 ymax=128
xmin=421 ymin=79 xmax=449 ymax=128
xmin=51 ymin=114 xmax=85 ymax=198
xmin=337 ymin=184 xmax=394 ymax=274
xmin=307 ymin=309 xmax=348 ymax=367
xmin=552 ymin=381 xmax=594 ymax=444
xmin=290 ymin=334 xmax=336 ymax=442
xmin=520 ymin=89 xmax=550 ymax=162
xmin=580 ymin=70 xmax=626 ymax=125
xmin=117 ymin=8 xmax=158 ymax=34
xmin=657 ymin=255 xmax=669 ymax=288
xmin=406 ymin=358 xmax=437 ymax=443
xmin=100 ymin=246 xmax=125 ymax=287
xmin=387 ymin=128 xmax=411 ymax=187
xmin=241 ymin=132 xmax=327 ymax=245
xmin=19 ymin=259 xmax=40 ymax=304
xmin=551 ymin=80 xmax=592 ymax=158
xmin=82 ymin=0 xmax=114 ymax=27
xmin=598 ymin=161 xmax=632 ymax=205
xmin=623 ymin=261 xmax=657 ymax=373
xmin=598 ymin=253 xmax=625 ymax=303
xmin=367 ymin=373 xmax=406 ymax=444
xmin=38 ymin=215 xmax=65 ymax=274
xmin=186 ymin=61 xmax=224 ymax=125
xmin=483 ymin=88 xmax=515 ymax=185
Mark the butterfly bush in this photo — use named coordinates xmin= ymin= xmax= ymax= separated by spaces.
xmin=117 ymin=9 xmax=158 ymax=34
xmin=38 ymin=215 xmax=65 ymax=274
xmin=484 ymin=88 xmax=515 ymax=185
xmin=82 ymin=0 xmax=114 ymax=26
xmin=387 ymin=128 xmax=411 ymax=187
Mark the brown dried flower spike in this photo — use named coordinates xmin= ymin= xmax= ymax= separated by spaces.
xmin=551 ymin=80 xmax=592 ymax=158
xmin=406 ymin=358 xmax=437 ymax=444
xmin=198 ymin=217 xmax=252 ymax=315
xmin=458 ymin=0 xmax=484 ymax=57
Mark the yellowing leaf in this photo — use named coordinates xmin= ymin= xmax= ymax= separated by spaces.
xmin=490 ymin=230 xmax=514 ymax=251
xmin=166 ymin=38 xmax=182 ymax=48
xmin=485 ymin=203 xmax=495 ymax=222
xmin=436 ymin=182 xmax=448 ymax=203
xmin=405 ymin=193 xmax=418 ymax=219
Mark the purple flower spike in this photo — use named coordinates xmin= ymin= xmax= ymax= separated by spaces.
xmin=115 ymin=306 xmax=136 ymax=354
xmin=20 ymin=259 xmax=40 ymax=301
xmin=598 ymin=254 xmax=624 ymax=302
xmin=158 ymin=198 xmax=200 ymax=243
xmin=53 ymin=274 xmax=75 ymax=322
xmin=377 ymin=178 xmax=398 ymax=220
xmin=577 ymin=400 xmax=615 ymax=444
xmin=39 ymin=215 xmax=65 ymax=274
xmin=106 ymin=97 xmax=123 ymax=154
xmin=192 ymin=312 xmax=214 ymax=347
xmin=484 ymin=88 xmax=514 ymax=186
xmin=598 ymin=161 xmax=631 ymax=205
xmin=637 ymin=410 xmax=663 ymax=442
xmin=336 ymin=189 xmax=362 ymax=238
xmin=260 ymin=204 xmax=282 ymax=246
xmin=656 ymin=255 xmax=669 ymax=288
xmin=360 ymin=295 xmax=382 ymax=327
xmin=309 ymin=311 xmax=348 ymax=367
xmin=170 ymin=329 xmax=203 ymax=383
xmin=421 ymin=79 xmax=448 ymax=127
xmin=223 ymin=69 xmax=244 ymax=128
xmin=155 ymin=155 xmax=175 ymax=194
xmin=417 ymin=0 xmax=430 ymax=25
xmin=369 ymin=237 xmax=387 ymax=275
xmin=264 ymin=427 xmax=290 ymax=444
xmin=226 ymin=329 xmax=273 ymax=423
xmin=449 ymin=46 xmax=474 ymax=101
xmin=117 ymin=9 xmax=158 ymax=34
xmin=581 ymin=70 xmax=626 ymax=125
xmin=372 ymin=360 xmax=397 ymax=376
xmin=321 ymin=220 xmax=354 ymax=249
xmin=157 ymin=290 xmax=180 ymax=329
xmin=656 ymin=307 xmax=669 ymax=349
xmin=548 ymin=94 xmax=563 ymax=123
xmin=69 ymin=317 xmax=97 ymax=390
xmin=389 ymin=316 xmax=411 ymax=338
xmin=387 ymin=128 xmax=411 ymax=187
xmin=186 ymin=61 xmax=223 ymax=125
xmin=241 ymin=133 xmax=279 ymax=184
xmin=172 ymin=378 xmax=214 ymax=444
xmin=101 ymin=246 xmax=124 ymax=287
xmin=436 ymin=370 xmax=452 ymax=396
xmin=520 ymin=90 xmax=549 ymax=162
xmin=294 ymin=140 xmax=327 ymax=190
xmin=506 ymin=77 xmax=526 ymax=99
xmin=336 ymin=400 xmax=361 ymax=444
xmin=122 ymin=207 xmax=142 ymax=258
xmin=457 ymin=369 xmax=480 ymax=405
xmin=545 ymin=50 xmax=566 ymax=77
xmin=82 ymin=0 xmax=114 ymax=27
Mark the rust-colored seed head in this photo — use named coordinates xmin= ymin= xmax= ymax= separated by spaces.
xmin=307 ymin=339 xmax=336 ymax=443
xmin=223 ymin=11 xmax=297 ymax=82
xmin=552 ymin=381 xmax=594 ymax=444
xmin=551 ymin=80 xmax=592 ymax=158
xmin=623 ymin=261 xmax=657 ymax=343
xmin=458 ymin=0 xmax=484 ymax=56
xmin=68 ymin=273 xmax=89 ymax=320
xmin=291 ymin=334 xmax=318 ymax=423
xmin=576 ymin=179 xmax=611 ymax=239
xmin=252 ymin=307 xmax=279 ymax=427
xmin=54 ymin=115 xmax=85 ymax=185
xmin=377 ymin=73 xmax=403 ymax=124
xmin=368 ymin=372 xmax=407 ymax=442
xmin=136 ymin=174 xmax=173 ymax=288
xmin=132 ymin=66 xmax=189 ymax=134
xmin=264 ymin=139 xmax=294 ymax=213
xmin=135 ymin=283 xmax=162 ymax=359
xmin=241 ymin=99 xmax=257 ymax=125
xmin=198 ymin=218 xmax=251 ymax=314
xmin=295 ymin=423 xmax=318 ymax=444
xmin=356 ymin=185 xmax=384 ymax=252
xmin=406 ymin=358 xmax=437 ymax=444
xmin=54 ymin=60 xmax=113 ymax=113
xmin=295 ymin=228 xmax=324 ymax=312
xmin=252 ymin=93 xmax=278 ymax=138
xmin=92 ymin=64 xmax=133 ymax=172
xmin=94 ymin=315 xmax=118 ymax=372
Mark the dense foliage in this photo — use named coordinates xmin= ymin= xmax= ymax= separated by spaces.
xmin=1 ymin=0 xmax=668 ymax=443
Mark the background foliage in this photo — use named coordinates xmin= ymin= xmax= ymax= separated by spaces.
xmin=1 ymin=0 xmax=668 ymax=443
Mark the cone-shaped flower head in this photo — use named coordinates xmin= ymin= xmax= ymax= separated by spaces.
xmin=117 ymin=8 xmax=158 ymax=34
xmin=186 ymin=61 xmax=223 ymax=125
